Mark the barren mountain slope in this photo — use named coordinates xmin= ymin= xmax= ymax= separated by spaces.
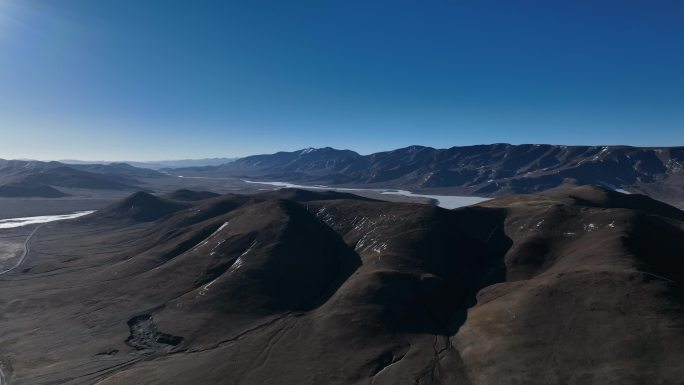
xmin=0 ymin=186 xmax=681 ymax=385
xmin=170 ymin=145 xmax=684 ymax=208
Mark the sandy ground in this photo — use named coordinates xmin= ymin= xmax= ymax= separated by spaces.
xmin=0 ymin=241 xmax=23 ymax=262
xmin=0 ymin=228 xmax=32 ymax=271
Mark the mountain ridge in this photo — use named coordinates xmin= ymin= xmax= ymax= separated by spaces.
xmin=0 ymin=159 xmax=163 ymax=197
xmin=1 ymin=185 xmax=682 ymax=384
xmin=169 ymin=143 xmax=684 ymax=207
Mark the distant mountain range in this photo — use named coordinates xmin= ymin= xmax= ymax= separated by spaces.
xmin=0 ymin=159 xmax=164 ymax=197
xmin=5 ymin=144 xmax=684 ymax=207
xmin=62 ymin=157 xmax=239 ymax=170
xmin=170 ymin=144 xmax=684 ymax=207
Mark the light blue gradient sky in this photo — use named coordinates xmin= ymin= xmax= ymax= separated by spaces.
xmin=0 ymin=0 xmax=683 ymax=160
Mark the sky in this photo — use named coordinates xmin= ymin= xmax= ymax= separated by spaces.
xmin=0 ymin=0 xmax=682 ymax=160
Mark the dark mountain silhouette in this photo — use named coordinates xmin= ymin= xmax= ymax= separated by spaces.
xmin=163 ymin=189 xmax=221 ymax=201
xmin=69 ymin=162 xmax=165 ymax=180
xmin=62 ymin=157 xmax=239 ymax=170
xmin=253 ymin=187 xmax=378 ymax=202
xmin=0 ymin=182 xmax=67 ymax=198
xmin=544 ymin=184 xmax=684 ymax=221
xmin=93 ymin=191 xmax=190 ymax=222
xmin=0 ymin=159 xmax=158 ymax=197
xmin=224 ymin=147 xmax=360 ymax=176
xmin=170 ymin=144 xmax=684 ymax=207
xmin=173 ymin=147 xmax=361 ymax=179
xmin=1 ymin=186 xmax=682 ymax=384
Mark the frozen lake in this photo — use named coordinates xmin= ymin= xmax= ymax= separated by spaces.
xmin=243 ymin=180 xmax=489 ymax=209
xmin=0 ymin=211 xmax=95 ymax=229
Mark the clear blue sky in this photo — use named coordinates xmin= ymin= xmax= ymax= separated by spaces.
xmin=0 ymin=0 xmax=682 ymax=160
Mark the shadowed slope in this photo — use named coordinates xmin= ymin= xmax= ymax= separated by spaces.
xmin=0 ymin=187 xmax=682 ymax=385
xmin=91 ymin=191 xmax=191 ymax=222
xmin=443 ymin=186 xmax=684 ymax=385
xmin=167 ymin=145 xmax=684 ymax=207
xmin=0 ymin=183 xmax=67 ymax=198
xmin=162 ymin=189 xmax=221 ymax=201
